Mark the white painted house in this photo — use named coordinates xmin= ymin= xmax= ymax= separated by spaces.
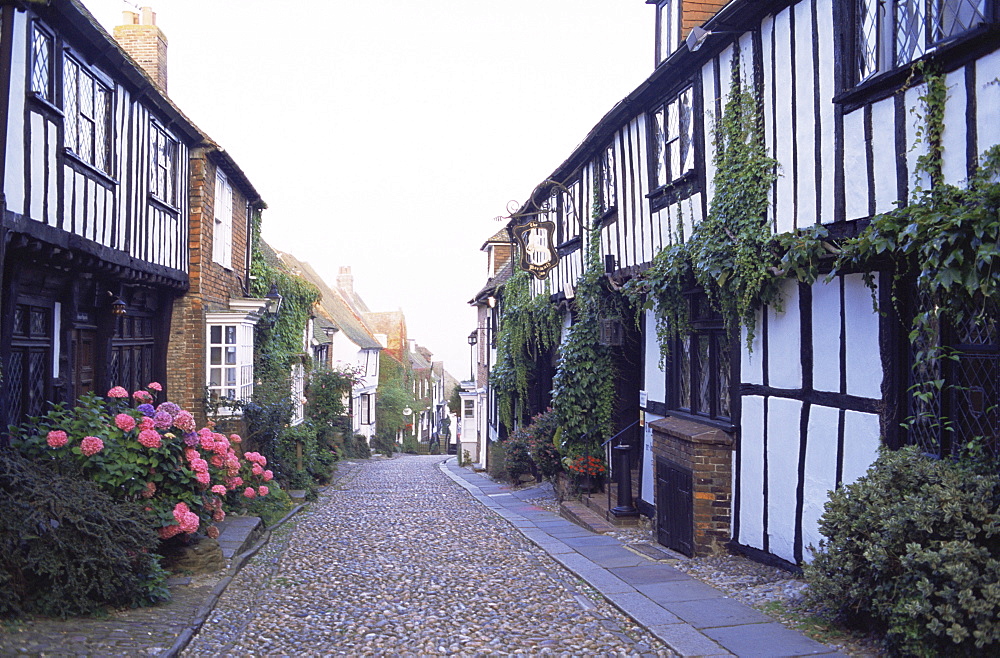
xmin=493 ymin=0 xmax=999 ymax=565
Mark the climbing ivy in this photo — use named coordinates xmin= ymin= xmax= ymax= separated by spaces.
xmin=491 ymin=268 xmax=561 ymax=429
xmin=551 ymin=197 xmax=622 ymax=456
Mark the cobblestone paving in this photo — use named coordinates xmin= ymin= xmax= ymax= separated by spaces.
xmin=185 ymin=455 xmax=674 ymax=657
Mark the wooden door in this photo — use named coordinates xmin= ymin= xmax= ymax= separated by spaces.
xmin=72 ymin=329 xmax=96 ymax=400
xmin=656 ymin=459 xmax=694 ymax=557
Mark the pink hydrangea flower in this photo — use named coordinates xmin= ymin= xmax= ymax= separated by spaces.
xmin=80 ymin=436 xmax=104 ymax=456
xmin=258 ymin=485 xmax=269 ymax=497
xmin=229 ymin=433 xmax=242 ymax=444
xmin=212 ymin=509 xmax=226 ymax=522
xmin=226 ymin=476 xmax=243 ymax=488
xmin=46 ymin=430 xmax=68 ymax=448
xmin=195 ymin=471 xmax=211 ymax=486
xmin=184 ymin=448 xmax=201 ymax=462
xmin=147 ymin=382 xmax=163 ymax=392
xmin=206 ymin=525 xmax=220 ymax=539
xmin=138 ymin=429 xmax=161 ymax=449
xmin=140 ymin=481 xmax=156 ymax=499
xmin=178 ymin=512 xmax=200 ymax=534
xmin=107 ymin=386 xmax=128 ymax=398
xmin=139 ymin=416 xmax=155 ymax=431
xmin=190 ymin=458 xmax=209 ymax=473
xmin=174 ymin=410 xmax=196 ymax=433
xmin=243 ymin=487 xmax=256 ymax=499
xmin=158 ymin=525 xmax=182 ymax=540
xmin=172 ymin=502 xmax=190 ymax=520
xmin=133 ymin=390 xmax=153 ymax=403
xmin=210 ymin=454 xmax=224 ymax=468
xmin=252 ymin=463 xmax=264 ymax=476
xmin=211 ymin=484 xmax=227 ymax=495
xmin=262 ymin=470 xmax=274 ymax=482
xmin=114 ymin=413 xmax=136 ymax=432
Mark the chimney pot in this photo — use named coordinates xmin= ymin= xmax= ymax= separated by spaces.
xmin=141 ymin=7 xmax=156 ymax=25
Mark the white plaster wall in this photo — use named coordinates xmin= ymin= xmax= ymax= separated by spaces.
xmin=738 ymin=395 xmax=766 ymax=548
xmin=811 ymin=277 xmax=841 ymax=393
xmin=5 ymin=12 xmax=27 ymax=214
xmin=843 ymin=108 xmax=869 ymax=220
xmin=842 ymin=410 xmax=881 ymax=485
xmin=762 ymin=15 xmax=777 ymax=230
xmin=816 ymin=0 xmax=836 ymax=225
xmin=641 ymin=415 xmax=660 ymax=505
xmin=767 ymin=396 xmax=802 ymax=563
xmin=703 ymin=55 xmax=720 ymax=210
xmin=741 ymin=308 xmax=764 ymax=386
xmin=977 ymin=51 xmax=1000 ymax=157
xmin=772 ymin=9 xmax=795 ymax=234
xmin=644 ymin=310 xmax=666 ymax=403
xmin=843 ymin=273 xmax=882 ymax=399
xmin=767 ymin=279 xmax=802 ymax=389
xmin=802 ymin=405 xmax=840 ymax=560
xmin=941 ymin=69 xmax=969 ymax=187
xmin=29 ymin=112 xmax=45 ymax=222
xmin=871 ymin=98 xmax=898 ymax=214
xmin=794 ymin=0 xmax=816 ymax=231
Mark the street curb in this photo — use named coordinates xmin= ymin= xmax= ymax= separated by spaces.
xmin=159 ymin=503 xmax=307 ymax=658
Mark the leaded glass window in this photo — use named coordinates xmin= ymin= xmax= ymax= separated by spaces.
xmin=31 ymin=25 xmax=52 ymax=101
xmin=656 ymin=0 xmax=681 ymax=65
xmin=856 ymin=0 xmax=987 ymax=83
xmin=597 ymin=144 xmax=616 ymax=214
xmin=150 ymin=123 xmax=177 ymax=204
xmin=63 ymin=57 xmax=113 ymax=174
xmin=652 ymin=87 xmax=695 ymax=190
xmin=668 ymin=292 xmax=731 ymax=422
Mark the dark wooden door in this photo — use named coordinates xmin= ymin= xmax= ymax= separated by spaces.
xmin=656 ymin=459 xmax=694 ymax=557
xmin=72 ymin=329 xmax=96 ymax=400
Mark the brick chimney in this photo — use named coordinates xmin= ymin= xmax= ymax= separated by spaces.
xmin=336 ymin=266 xmax=354 ymax=295
xmin=114 ymin=7 xmax=168 ymax=93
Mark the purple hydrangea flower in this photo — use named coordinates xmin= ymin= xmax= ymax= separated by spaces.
xmin=183 ymin=432 xmax=200 ymax=447
xmin=157 ymin=401 xmax=181 ymax=416
xmin=137 ymin=403 xmax=156 ymax=417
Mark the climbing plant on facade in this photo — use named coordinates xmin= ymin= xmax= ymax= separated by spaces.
xmin=491 ymin=268 xmax=562 ymax=430
xmin=551 ymin=202 xmax=622 ymax=456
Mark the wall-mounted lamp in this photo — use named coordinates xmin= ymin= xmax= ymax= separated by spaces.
xmin=107 ymin=291 xmax=127 ymax=316
xmin=487 ymin=295 xmax=497 ymax=309
xmin=467 ymin=331 xmax=478 ymax=346
xmin=264 ymin=282 xmax=283 ymax=316
xmin=685 ymin=26 xmax=743 ymax=52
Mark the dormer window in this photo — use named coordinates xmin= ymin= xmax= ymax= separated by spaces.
xmin=655 ymin=0 xmax=681 ymax=65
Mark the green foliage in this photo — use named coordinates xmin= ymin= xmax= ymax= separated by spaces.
xmin=272 ymin=421 xmax=336 ymax=492
xmin=307 ymin=367 xmax=361 ymax=429
xmin=0 ymin=450 xmax=169 ymax=618
xmin=402 ymin=433 xmax=419 ymax=454
xmin=448 ymin=385 xmax=462 ymax=417
xmin=805 ymin=447 xmax=1000 ymax=655
xmin=552 ymin=210 xmax=618 ymax=455
xmin=687 ymin=48 xmax=780 ymax=347
xmin=491 ymin=269 xmax=561 ymax=429
xmin=375 ymin=353 xmax=415 ymax=442
xmin=344 ymin=434 xmax=372 ymax=459
xmin=239 ymin=484 xmax=294 ymax=527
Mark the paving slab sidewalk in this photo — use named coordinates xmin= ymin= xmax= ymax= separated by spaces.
xmin=440 ymin=458 xmax=846 ymax=658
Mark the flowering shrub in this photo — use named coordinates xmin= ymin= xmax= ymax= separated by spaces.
xmin=566 ymin=455 xmax=606 ymax=477
xmin=10 ymin=385 xmax=274 ymax=543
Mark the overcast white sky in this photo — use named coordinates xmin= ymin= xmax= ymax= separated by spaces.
xmin=85 ymin=0 xmax=653 ymax=374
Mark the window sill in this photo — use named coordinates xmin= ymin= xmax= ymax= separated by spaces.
xmin=659 ymin=409 xmax=735 ymax=434
xmin=149 ymin=195 xmax=180 ymax=216
xmin=556 ymin=235 xmax=582 ymax=256
xmin=834 ymin=25 xmax=998 ymax=113
xmin=63 ymin=149 xmax=117 ymax=187
xmin=27 ymin=93 xmax=63 ymax=117
xmin=597 ymin=206 xmax=618 ymax=227
xmin=648 ymin=170 xmax=700 ymax=212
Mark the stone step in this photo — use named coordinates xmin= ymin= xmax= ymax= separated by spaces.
xmin=214 ymin=515 xmax=263 ymax=560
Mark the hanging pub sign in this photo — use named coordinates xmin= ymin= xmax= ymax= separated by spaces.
xmin=512 ymin=219 xmax=559 ymax=279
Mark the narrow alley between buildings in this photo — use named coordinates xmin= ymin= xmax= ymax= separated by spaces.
xmin=183 ymin=456 xmax=673 ymax=656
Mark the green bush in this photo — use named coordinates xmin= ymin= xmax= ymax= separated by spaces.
xmin=402 ymin=433 xmax=419 ymax=454
xmin=805 ymin=446 xmax=1000 ymax=655
xmin=345 ymin=433 xmax=371 ymax=459
xmin=240 ymin=484 xmax=294 ymax=527
xmin=488 ymin=441 xmax=507 ymax=482
xmin=0 ymin=450 xmax=169 ymax=618
xmin=275 ymin=422 xmax=336 ymax=489
xmin=503 ymin=431 xmax=534 ymax=484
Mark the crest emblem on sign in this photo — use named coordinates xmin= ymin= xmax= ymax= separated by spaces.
xmin=512 ymin=219 xmax=559 ymax=279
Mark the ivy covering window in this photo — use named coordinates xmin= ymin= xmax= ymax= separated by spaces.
xmin=150 ymin=123 xmax=177 ymax=205
xmin=290 ymin=363 xmax=306 ymax=425
xmin=213 ymin=170 xmax=233 ymax=267
xmin=668 ymin=293 xmax=731 ymax=423
xmin=30 ymin=24 xmax=52 ymax=102
xmin=63 ymin=58 xmax=113 ymax=174
xmin=856 ymin=0 xmax=987 ymax=82
xmin=651 ymin=87 xmax=695 ymax=190
xmin=207 ymin=323 xmax=253 ymax=409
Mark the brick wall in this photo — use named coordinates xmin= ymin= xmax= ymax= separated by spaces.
xmin=113 ymin=9 xmax=168 ymax=93
xmin=166 ymin=148 xmax=252 ymax=425
xmin=682 ymin=0 xmax=730 ymax=36
xmin=649 ymin=416 xmax=733 ymax=556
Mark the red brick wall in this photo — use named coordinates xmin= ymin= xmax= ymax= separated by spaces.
xmin=113 ymin=21 xmax=168 ymax=92
xmin=682 ymin=0 xmax=730 ymax=36
xmin=650 ymin=417 xmax=733 ymax=556
xmin=166 ymin=149 xmax=253 ymax=425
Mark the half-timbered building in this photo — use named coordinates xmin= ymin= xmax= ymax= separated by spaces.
xmin=494 ymin=0 xmax=999 ymax=565
xmin=0 ymin=0 xmax=204 ymax=429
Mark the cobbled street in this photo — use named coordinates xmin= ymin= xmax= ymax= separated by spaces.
xmin=184 ymin=455 xmax=673 ymax=656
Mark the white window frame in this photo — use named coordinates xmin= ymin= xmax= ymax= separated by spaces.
xmin=150 ymin=122 xmax=177 ymax=206
xmin=291 ymin=363 xmax=306 ymax=425
xmin=213 ymin=169 xmax=233 ymax=268
xmin=656 ymin=0 xmax=681 ymax=65
xmin=206 ymin=320 xmax=254 ymax=414
xmin=360 ymin=393 xmax=373 ymax=425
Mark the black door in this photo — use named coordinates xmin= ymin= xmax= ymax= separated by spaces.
xmin=656 ymin=458 xmax=694 ymax=557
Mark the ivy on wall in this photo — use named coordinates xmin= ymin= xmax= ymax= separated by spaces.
xmin=550 ymin=200 xmax=624 ymax=456
xmin=491 ymin=269 xmax=561 ymax=429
